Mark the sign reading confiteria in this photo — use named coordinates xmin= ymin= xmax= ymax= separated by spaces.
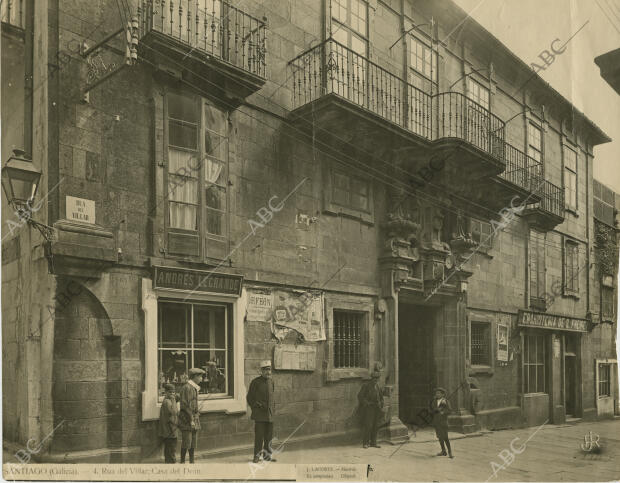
xmin=518 ymin=310 xmax=588 ymax=332
xmin=153 ymin=266 xmax=243 ymax=296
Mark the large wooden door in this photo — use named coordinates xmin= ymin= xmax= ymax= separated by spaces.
xmin=398 ymin=305 xmax=435 ymax=426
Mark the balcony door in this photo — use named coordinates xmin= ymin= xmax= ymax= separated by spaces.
xmin=330 ymin=0 xmax=368 ymax=107
xmin=466 ymin=78 xmax=492 ymax=153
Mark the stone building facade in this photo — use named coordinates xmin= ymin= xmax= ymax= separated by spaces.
xmin=1 ymin=0 xmax=618 ymax=462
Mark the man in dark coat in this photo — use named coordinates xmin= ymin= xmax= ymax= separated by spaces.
xmin=431 ymin=387 xmax=453 ymax=458
xmin=179 ymin=368 xmax=204 ymax=463
xmin=246 ymin=360 xmax=276 ymax=463
xmin=158 ymin=383 xmax=179 ymax=463
xmin=358 ymin=370 xmax=384 ymax=448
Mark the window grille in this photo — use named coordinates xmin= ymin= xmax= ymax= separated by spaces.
xmin=333 ymin=310 xmax=363 ymax=368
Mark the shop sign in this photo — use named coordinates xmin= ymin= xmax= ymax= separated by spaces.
xmin=518 ymin=310 xmax=588 ymax=332
xmin=153 ymin=266 xmax=243 ymax=296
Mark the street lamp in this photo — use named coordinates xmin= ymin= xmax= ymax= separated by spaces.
xmin=1 ymin=149 xmax=55 ymax=240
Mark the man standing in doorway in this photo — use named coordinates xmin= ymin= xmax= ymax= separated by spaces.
xmin=431 ymin=387 xmax=453 ymax=458
xmin=179 ymin=367 xmax=204 ymax=463
xmin=358 ymin=369 xmax=384 ymax=448
xmin=247 ymin=360 xmax=276 ymax=463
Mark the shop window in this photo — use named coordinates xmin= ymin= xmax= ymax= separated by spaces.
xmin=598 ymin=363 xmax=611 ymax=397
xmin=602 ymin=287 xmax=614 ymax=320
xmin=523 ymin=333 xmax=546 ymax=394
xmin=563 ymin=146 xmax=578 ymax=212
xmin=470 ymin=321 xmax=491 ymax=366
xmin=529 ymin=229 xmax=546 ymax=310
xmin=563 ymin=239 xmax=579 ymax=295
xmin=166 ymin=91 xmax=229 ymax=260
xmin=158 ymin=300 xmax=232 ymax=398
xmin=333 ymin=310 xmax=365 ymax=368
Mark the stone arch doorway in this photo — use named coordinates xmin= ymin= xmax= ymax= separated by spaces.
xmin=51 ymin=277 xmax=122 ymax=460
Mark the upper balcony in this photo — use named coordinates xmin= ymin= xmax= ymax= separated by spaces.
xmin=289 ymin=38 xmax=432 ymax=164
xmin=521 ymin=179 xmax=565 ymax=230
xmin=138 ymin=0 xmax=267 ymax=104
xmin=288 ymin=39 xmax=505 ymax=179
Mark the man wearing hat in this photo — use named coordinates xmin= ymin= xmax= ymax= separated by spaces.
xmin=431 ymin=387 xmax=453 ymax=458
xmin=357 ymin=369 xmax=384 ymax=448
xmin=246 ymin=360 xmax=276 ymax=463
xmin=178 ymin=367 xmax=205 ymax=463
xmin=158 ymin=383 xmax=179 ymax=463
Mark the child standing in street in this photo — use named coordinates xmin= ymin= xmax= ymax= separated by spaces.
xmin=431 ymin=387 xmax=453 ymax=458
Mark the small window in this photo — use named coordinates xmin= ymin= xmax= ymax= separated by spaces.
xmin=470 ymin=218 xmax=493 ymax=251
xmin=333 ymin=310 xmax=364 ymax=368
xmin=467 ymin=78 xmax=489 ymax=110
xmin=599 ymin=363 xmax=611 ymax=397
xmin=158 ymin=301 xmax=232 ymax=398
xmin=602 ymin=287 xmax=614 ymax=320
xmin=332 ymin=170 xmax=370 ymax=212
xmin=523 ymin=333 xmax=546 ymax=394
xmin=470 ymin=321 xmax=491 ymax=366
xmin=563 ymin=146 xmax=578 ymax=212
xmin=527 ymin=123 xmax=542 ymax=163
xmin=563 ymin=239 xmax=579 ymax=295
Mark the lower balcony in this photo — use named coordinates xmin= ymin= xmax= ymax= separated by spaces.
xmin=138 ymin=0 xmax=267 ymax=105
xmin=522 ymin=180 xmax=565 ymax=230
xmin=476 ymin=142 xmax=543 ymax=212
xmin=432 ymin=92 xmax=506 ymax=179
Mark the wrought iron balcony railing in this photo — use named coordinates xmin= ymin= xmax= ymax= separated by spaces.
xmin=289 ymin=38 xmax=432 ymax=139
xmin=138 ymin=0 xmax=267 ymax=78
xmin=289 ymin=39 xmax=506 ymax=152
xmin=1 ymin=0 xmax=25 ymax=29
xmin=528 ymin=179 xmax=565 ymax=218
xmin=501 ymin=142 xmax=543 ymax=195
xmin=433 ymin=92 xmax=505 ymax=160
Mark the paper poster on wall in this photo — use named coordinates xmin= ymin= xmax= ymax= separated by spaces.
xmin=246 ymin=290 xmax=274 ymax=322
xmin=274 ymin=344 xmax=317 ymax=371
xmin=497 ymin=323 xmax=509 ymax=361
xmin=270 ymin=289 xmax=325 ymax=341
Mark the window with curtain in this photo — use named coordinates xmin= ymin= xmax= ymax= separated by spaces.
xmin=158 ymin=301 xmax=231 ymax=398
xmin=563 ymin=239 xmax=579 ymax=294
xmin=527 ymin=122 xmax=542 ymax=163
xmin=523 ymin=333 xmax=546 ymax=394
xmin=563 ymin=146 xmax=578 ymax=211
xmin=166 ymin=92 xmax=228 ymax=259
xmin=529 ymin=230 xmax=546 ymax=309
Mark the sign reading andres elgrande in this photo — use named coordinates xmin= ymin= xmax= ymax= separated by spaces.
xmin=153 ymin=266 xmax=243 ymax=296
xmin=518 ymin=310 xmax=589 ymax=332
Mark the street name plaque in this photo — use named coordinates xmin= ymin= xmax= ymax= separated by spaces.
xmin=518 ymin=310 xmax=589 ymax=332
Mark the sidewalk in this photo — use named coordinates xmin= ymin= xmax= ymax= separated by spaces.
xmin=200 ymin=419 xmax=620 ymax=481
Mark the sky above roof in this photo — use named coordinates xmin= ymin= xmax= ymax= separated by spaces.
xmin=454 ymin=0 xmax=620 ymax=193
